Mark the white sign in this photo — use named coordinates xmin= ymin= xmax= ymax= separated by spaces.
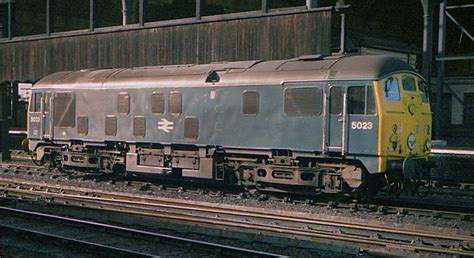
xmin=18 ymin=83 xmax=32 ymax=101
xmin=157 ymin=119 xmax=174 ymax=133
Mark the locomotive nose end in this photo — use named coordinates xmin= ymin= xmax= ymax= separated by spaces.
xmin=402 ymin=155 xmax=416 ymax=179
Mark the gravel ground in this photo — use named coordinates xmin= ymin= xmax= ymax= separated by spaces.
xmin=2 ymin=159 xmax=472 ymax=231
xmin=0 ymin=160 xmax=346 ymax=257
xmin=1 ymin=158 xmax=473 ymax=251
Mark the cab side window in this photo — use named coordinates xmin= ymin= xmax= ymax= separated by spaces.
xmin=348 ymin=86 xmax=376 ymax=115
xmin=384 ymin=78 xmax=400 ymax=101
xmin=402 ymin=77 xmax=416 ymax=91
xmin=329 ymin=87 xmax=342 ymax=115
xmin=366 ymin=86 xmax=376 ymax=114
xmin=418 ymin=80 xmax=429 ymax=103
xmin=348 ymin=87 xmax=365 ymax=114
xmin=30 ymin=92 xmax=42 ymax=112
xmin=53 ymin=92 xmax=76 ymax=128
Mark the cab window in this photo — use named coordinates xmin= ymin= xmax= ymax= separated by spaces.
xmin=53 ymin=92 xmax=76 ymax=128
xmin=329 ymin=87 xmax=342 ymax=115
xmin=418 ymin=80 xmax=429 ymax=103
xmin=44 ymin=93 xmax=50 ymax=113
xmin=402 ymin=77 xmax=416 ymax=91
xmin=367 ymin=86 xmax=376 ymax=114
xmin=384 ymin=78 xmax=400 ymax=101
xmin=30 ymin=92 xmax=42 ymax=112
xmin=348 ymin=85 xmax=376 ymax=115
xmin=348 ymin=87 xmax=365 ymax=114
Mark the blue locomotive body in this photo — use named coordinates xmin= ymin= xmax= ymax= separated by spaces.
xmin=28 ymin=55 xmax=431 ymax=194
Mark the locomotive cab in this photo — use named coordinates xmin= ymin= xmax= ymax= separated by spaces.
xmin=28 ymin=90 xmax=54 ymax=161
xmin=376 ymin=73 xmax=432 ymax=182
xmin=28 ymin=91 xmax=52 ymax=140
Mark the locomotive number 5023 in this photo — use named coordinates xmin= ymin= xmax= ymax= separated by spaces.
xmin=351 ymin=121 xmax=373 ymax=130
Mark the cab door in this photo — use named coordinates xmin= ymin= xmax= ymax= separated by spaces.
xmin=325 ymin=83 xmax=378 ymax=155
xmin=346 ymin=84 xmax=378 ymax=155
xmin=326 ymin=85 xmax=346 ymax=153
xmin=41 ymin=92 xmax=52 ymax=139
xmin=28 ymin=92 xmax=43 ymax=139
xmin=28 ymin=91 xmax=52 ymax=140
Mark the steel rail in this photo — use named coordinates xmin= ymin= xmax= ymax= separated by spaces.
xmin=0 ymin=226 xmax=152 ymax=257
xmin=0 ymin=212 xmax=155 ymax=257
xmin=0 ymin=205 xmax=283 ymax=258
xmin=0 ymin=178 xmax=472 ymax=256
xmin=60 ymin=192 xmax=473 ymax=242
xmin=8 ymin=194 xmax=474 ymax=256
xmin=4 ymin=164 xmax=474 ymax=218
xmin=1 ymin=178 xmax=472 ymax=241
xmin=0 ymin=172 xmax=472 ymax=219
xmin=52 ymin=194 xmax=474 ymax=256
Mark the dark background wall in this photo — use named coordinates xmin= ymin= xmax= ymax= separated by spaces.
xmin=0 ymin=9 xmax=331 ymax=83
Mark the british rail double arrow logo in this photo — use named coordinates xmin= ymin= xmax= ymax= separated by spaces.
xmin=157 ymin=119 xmax=174 ymax=133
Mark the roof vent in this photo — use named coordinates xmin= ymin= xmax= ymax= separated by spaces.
xmin=297 ymin=54 xmax=325 ymax=61
xmin=206 ymin=71 xmax=220 ymax=83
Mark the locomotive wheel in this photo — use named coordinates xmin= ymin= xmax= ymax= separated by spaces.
xmin=30 ymin=151 xmax=45 ymax=166
xmin=112 ymin=164 xmax=128 ymax=178
xmin=386 ymin=173 xmax=424 ymax=197
xmin=385 ymin=173 xmax=403 ymax=197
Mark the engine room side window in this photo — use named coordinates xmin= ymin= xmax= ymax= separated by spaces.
xmin=184 ymin=117 xmax=199 ymax=139
xmin=402 ymin=77 xmax=416 ymax=91
xmin=383 ymin=77 xmax=400 ymax=101
xmin=133 ymin=116 xmax=146 ymax=137
xmin=242 ymin=91 xmax=259 ymax=115
xmin=77 ymin=116 xmax=88 ymax=135
xmin=53 ymin=92 xmax=76 ymax=128
xmin=118 ymin=93 xmax=130 ymax=114
xmin=169 ymin=91 xmax=182 ymax=115
xmin=30 ymin=92 xmax=42 ymax=112
xmin=284 ymin=87 xmax=322 ymax=116
xmin=151 ymin=92 xmax=165 ymax=114
xmin=105 ymin=116 xmax=117 ymax=136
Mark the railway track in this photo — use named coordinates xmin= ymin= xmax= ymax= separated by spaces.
xmin=0 ymin=177 xmax=472 ymax=257
xmin=2 ymin=159 xmax=474 ymax=215
xmin=0 ymin=205 xmax=281 ymax=257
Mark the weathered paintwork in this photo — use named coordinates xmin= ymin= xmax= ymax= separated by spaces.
xmin=28 ymin=55 xmax=431 ymax=176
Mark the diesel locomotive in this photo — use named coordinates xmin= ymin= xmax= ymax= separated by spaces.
xmin=27 ymin=55 xmax=432 ymax=195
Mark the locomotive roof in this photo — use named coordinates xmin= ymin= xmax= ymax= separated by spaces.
xmin=33 ymin=55 xmax=417 ymax=89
